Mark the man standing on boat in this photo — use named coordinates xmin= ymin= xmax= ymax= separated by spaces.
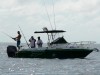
xmin=37 ymin=36 xmax=43 ymax=48
xmin=29 ymin=36 xmax=36 ymax=48
xmin=13 ymin=31 xmax=21 ymax=49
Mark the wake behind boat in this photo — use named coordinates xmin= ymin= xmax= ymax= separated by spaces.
xmin=7 ymin=28 xmax=96 ymax=59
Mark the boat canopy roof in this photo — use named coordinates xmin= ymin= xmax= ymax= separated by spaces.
xmin=34 ymin=30 xmax=66 ymax=33
xmin=50 ymin=37 xmax=68 ymax=45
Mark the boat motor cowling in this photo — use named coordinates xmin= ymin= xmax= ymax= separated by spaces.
xmin=7 ymin=45 xmax=17 ymax=57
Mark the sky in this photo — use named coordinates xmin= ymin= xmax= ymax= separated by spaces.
xmin=0 ymin=0 xmax=100 ymax=44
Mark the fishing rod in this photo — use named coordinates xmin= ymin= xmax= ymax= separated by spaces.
xmin=2 ymin=32 xmax=12 ymax=38
xmin=1 ymin=31 xmax=16 ymax=41
xmin=18 ymin=25 xmax=30 ymax=48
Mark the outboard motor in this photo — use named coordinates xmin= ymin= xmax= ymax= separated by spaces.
xmin=7 ymin=45 xmax=17 ymax=57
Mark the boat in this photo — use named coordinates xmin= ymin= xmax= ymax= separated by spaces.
xmin=6 ymin=28 xmax=96 ymax=59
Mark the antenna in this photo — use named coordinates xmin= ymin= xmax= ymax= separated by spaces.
xmin=43 ymin=0 xmax=53 ymax=30
xmin=52 ymin=0 xmax=56 ymax=30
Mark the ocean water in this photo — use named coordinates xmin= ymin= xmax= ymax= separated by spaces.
xmin=0 ymin=43 xmax=100 ymax=75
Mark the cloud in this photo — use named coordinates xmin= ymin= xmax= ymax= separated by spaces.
xmin=0 ymin=0 xmax=44 ymax=16
xmin=0 ymin=0 xmax=16 ymax=8
xmin=54 ymin=0 xmax=100 ymax=13
xmin=0 ymin=0 xmax=100 ymax=43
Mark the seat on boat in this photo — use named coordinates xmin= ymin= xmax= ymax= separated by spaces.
xmin=50 ymin=37 xmax=68 ymax=45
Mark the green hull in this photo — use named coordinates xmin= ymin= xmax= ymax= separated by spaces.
xmin=7 ymin=46 xmax=93 ymax=58
xmin=15 ymin=49 xmax=93 ymax=58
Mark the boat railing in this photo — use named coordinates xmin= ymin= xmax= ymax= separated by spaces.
xmin=66 ymin=41 xmax=96 ymax=49
xmin=48 ymin=41 xmax=96 ymax=49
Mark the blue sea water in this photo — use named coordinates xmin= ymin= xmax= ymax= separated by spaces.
xmin=0 ymin=43 xmax=100 ymax=75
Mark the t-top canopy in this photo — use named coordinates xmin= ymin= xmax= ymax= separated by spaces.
xmin=34 ymin=30 xmax=66 ymax=33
